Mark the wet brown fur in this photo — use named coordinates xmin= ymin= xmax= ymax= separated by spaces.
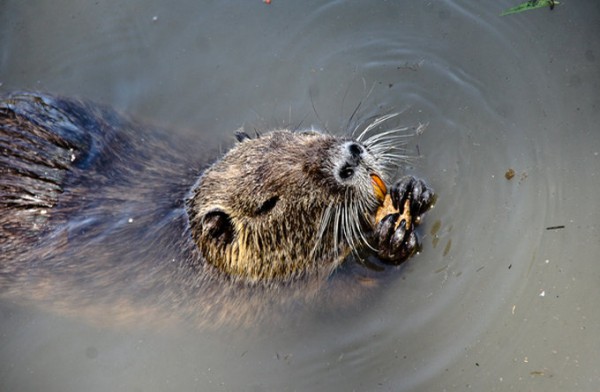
xmin=189 ymin=131 xmax=383 ymax=283
xmin=0 ymin=92 xmax=393 ymax=329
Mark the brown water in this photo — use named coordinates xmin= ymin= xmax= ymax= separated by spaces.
xmin=1 ymin=1 xmax=600 ymax=391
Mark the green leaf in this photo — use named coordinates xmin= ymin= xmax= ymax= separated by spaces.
xmin=501 ymin=0 xmax=559 ymax=16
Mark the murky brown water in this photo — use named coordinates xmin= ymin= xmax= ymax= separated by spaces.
xmin=1 ymin=1 xmax=600 ymax=391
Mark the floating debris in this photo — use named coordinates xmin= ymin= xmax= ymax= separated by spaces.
xmin=501 ymin=0 xmax=559 ymax=16
xmin=546 ymin=225 xmax=565 ymax=230
xmin=505 ymin=168 xmax=516 ymax=180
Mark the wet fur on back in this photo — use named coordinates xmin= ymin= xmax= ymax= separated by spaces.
xmin=0 ymin=93 xmax=217 ymax=325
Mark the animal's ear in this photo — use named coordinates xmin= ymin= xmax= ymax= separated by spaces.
xmin=235 ymin=129 xmax=262 ymax=142
xmin=201 ymin=210 xmax=234 ymax=244
xmin=235 ymin=130 xmax=251 ymax=142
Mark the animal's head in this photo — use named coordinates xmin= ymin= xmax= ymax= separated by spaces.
xmin=188 ymin=118 xmax=408 ymax=283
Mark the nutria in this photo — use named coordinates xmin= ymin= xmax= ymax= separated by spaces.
xmin=0 ymin=92 xmax=434 ymax=328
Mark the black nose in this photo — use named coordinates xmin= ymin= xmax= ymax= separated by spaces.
xmin=348 ymin=143 xmax=363 ymax=159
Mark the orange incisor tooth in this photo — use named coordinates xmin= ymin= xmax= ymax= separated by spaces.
xmin=370 ymin=173 xmax=387 ymax=203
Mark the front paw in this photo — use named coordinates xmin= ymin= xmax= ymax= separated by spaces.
xmin=375 ymin=214 xmax=419 ymax=264
xmin=374 ymin=176 xmax=434 ymax=264
xmin=390 ymin=175 xmax=435 ymax=221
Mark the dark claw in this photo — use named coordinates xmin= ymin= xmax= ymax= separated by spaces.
xmin=406 ymin=231 xmax=417 ymax=253
xmin=413 ymin=186 xmax=435 ymax=217
xmin=391 ymin=175 xmax=435 ymax=220
xmin=375 ymin=217 xmax=413 ymax=265
xmin=376 ymin=214 xmax=397 ymax=239
xmin=404 ymin=232 xmax=419 ymax=259
xmin=390 ymin=219 xmax=407 ymax=255
xmin=390 ymin=176 xmax=414 ymax=211
xmin=411 ymin=179 xmax=423 ymax=205
xmin=419 ymin=188 xmax=434 ymax=213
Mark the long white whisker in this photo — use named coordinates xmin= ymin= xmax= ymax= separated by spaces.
xmin=355 ymin=113 xmax=401 ymax=142
xmin=355 ymin=202 xmax=377 ymax=252
xmin=368 ymin=144 xmax=410 ymax=155
xmin=341 ymin=192 xmax=351 ymax=251
xmin=362 ymin=127 xmax=412 ymax=146
xmin=333 ymin=204 xmax=341 ymax=258
xmin=368 ymin=137 xmax=412 ymax=147
xmin=349 ymin=201 xmax=360 ymax=252
xmin=343 ymin=190 xmax=359 ymax=253
xmin=378 ymin=152 xmax=411 ymax=161
xmin=311 ymin=202 xmax=333 ymax=259
xmin=367 ymin=132 xmax=412 ymax=142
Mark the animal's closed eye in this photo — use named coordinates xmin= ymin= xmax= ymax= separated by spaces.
xmin=255 ymin=196 xmax=279 ymax=215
